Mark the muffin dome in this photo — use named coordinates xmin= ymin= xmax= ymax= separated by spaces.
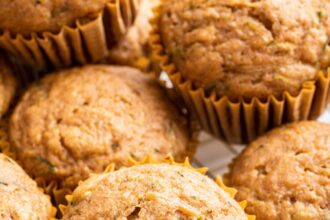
xmin=0 ymin=0 xmax=111 ymax=35
xmin=159 ymin=0 xmax=330 ymax=99
xmin=0 ymin=55 xmax=16 ymax=118
xmin=0 ymin=153 xmax=54 ymax=219
xmin=62 ymin=163 xmax=248 ymax=219
xmin=227 ymin=121 xmax=330 ymax=220
xmin=10 ymin=65 xmax=196 ymax=189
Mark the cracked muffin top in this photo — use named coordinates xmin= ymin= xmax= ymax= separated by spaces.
xmin=0 ymin=54 xmax=17 ymax=118
xmin=62 ymin=163 xmax=248 ymax=220
xmin=0 ymin=0 xmax=110 ymax=35
xmin=227 ymin=121 xmax=330 ymax=220
xmin=159 ymin=0 xmax=330 ymax=100
xmin=10 ymin=65 xmax=195 ymax=189
xmin=0 ymin=153 xmax=54 ymax=219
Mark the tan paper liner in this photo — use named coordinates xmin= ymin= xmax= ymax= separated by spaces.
xmin=0 ymin=119 xmax=57 ymax=219
xmin=0 ymin=0 xmax=140 ymax=73
xmin=149 ymin=7 xmax=330 ymax=144
xmin=59 ymin=155 xmax=255 ymax=220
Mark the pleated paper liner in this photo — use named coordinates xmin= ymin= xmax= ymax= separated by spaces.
xmin=0 ymin=0 xmax=140 ymax=74
xmin=149 ymin=7 xmax=330 ymax=144
xmin=0 ymin=120 xmax=57 ymax=219
xmin=59 ymin=155 xmax=255 ymax=220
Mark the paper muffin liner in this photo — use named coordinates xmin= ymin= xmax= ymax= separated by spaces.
xmin=149 ymin=6 xmax=330 ymax=144
xmin=147 ymin=70 xmax=201 ymax=159
xmin=59 ymin=155 xmax=255 ymax=220
xmin=0 ymin=0 xmax=140 ymax=75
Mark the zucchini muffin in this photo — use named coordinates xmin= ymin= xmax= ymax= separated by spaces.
xmin=0 ymin=54 xmax=16 ymax=118
xmin=0 ymin=0 xmax=140 ymax=71
xmin=107 ymin=0 xmax=160 ymax=67
xmin=227 ymin=121 xmax=330 ymax=220
xmin=0 ymin=0 xmax=127 ymax=35
xmin=159 ymin=0 xmax=330 ymax=100
xmin=0 ymin=153 xmax=54 ymax=219
xmin=62 ymin=163 xmax=248 ymax=219
xmin=10 ymin=65 xmax=196 ymax=189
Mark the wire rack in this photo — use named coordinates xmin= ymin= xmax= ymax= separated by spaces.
xmin=194 ymin=107 xmax=330 ymax=177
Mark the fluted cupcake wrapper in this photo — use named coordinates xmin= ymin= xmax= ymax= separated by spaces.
xmin=149 ymin=6 xmax=330 ymax=144
xmin=0 ymin=0 xmax=140 ymax=75
xmin=59 ymin=155 xmax=255 ymax=220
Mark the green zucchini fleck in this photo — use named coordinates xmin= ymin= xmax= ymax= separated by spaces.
xmin=36 ymin=156 xmax=56 ymax=174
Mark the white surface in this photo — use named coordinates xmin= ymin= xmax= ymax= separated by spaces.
xmin=195 ymin=107 xmax=330 ymax=177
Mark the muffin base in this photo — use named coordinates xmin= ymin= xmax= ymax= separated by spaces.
xmin=0 ymin=0 xmax=140 ymax=74
xmin=149 ymin=6 xmax=330 ymax=144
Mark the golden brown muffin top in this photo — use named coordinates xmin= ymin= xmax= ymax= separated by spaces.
xmin=10 ymin=65 xmax=195 ymax=189
xmin=0 ymin=55 xmax=17 ymax=118
xmin=0 ymin=153 xmax=53 ymax=220
xmin=63 ymin=163 xmax=247 ymax=220
xmin=159 ymin=0 xmax=330 ymax=100
xmin=227 ymin=121 xmax=330 ymax=220
xmin=0 ymin=0 xmax=110 ymax=35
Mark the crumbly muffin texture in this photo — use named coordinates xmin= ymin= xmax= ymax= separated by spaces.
xmin=227 ymin=121 xmax=330 ymax=220
xmin=10 ymin=65 xmax=194 ymax=189
xmin=0 ymin=55 xmax=17 ymax=118
xmin=0 ymin=0 xmax=110 ymax=35
xmin=62 ymin=163 xmax=247 ymax=220
xmin=159 ymin=0 xmax=330 ymax=100
xmin=0 ymin=153 xmax=53 ymax=219
xmin=107 ymin=0 xmax=160 ymax=66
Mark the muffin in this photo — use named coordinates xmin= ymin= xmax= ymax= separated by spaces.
xmin=226 ymin=121 xmax=330 ymax=220
xmin=0 ymin=0 xmax=140 ymax=71
xmin=106 ymin=0 xmax=160 ymax=69
xmin=0 ymin=54 xmax=17 ymax=118
xmin=0 ymin=153 xmax=54 ymax=219
xmin=10 ymin=65 xmax=197 ymax=190
xmin=150 ymin=0 xmax=330 ymax=143
xmin=61 ymin=162 xmax=250 ymax=219
xmin=0 ymin=118 xmax=10 ymax=157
